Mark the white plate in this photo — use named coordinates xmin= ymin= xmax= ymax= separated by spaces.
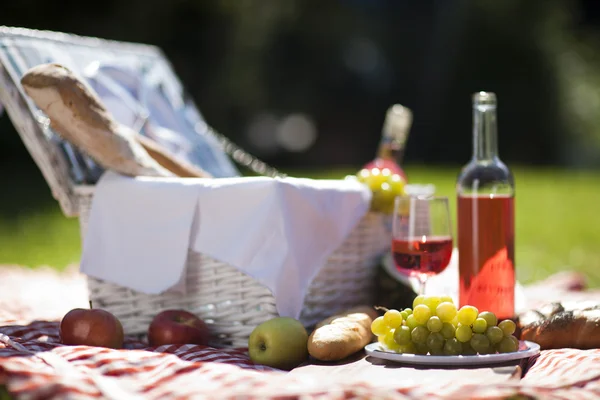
xmin=365 ymin=341 xmax=540 ymax=366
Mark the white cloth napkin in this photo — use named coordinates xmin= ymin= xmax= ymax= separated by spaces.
xmin=80 ymin=172 xmax=372 ymax=319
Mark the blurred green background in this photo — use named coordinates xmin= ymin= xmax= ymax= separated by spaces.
xmin=1 ymin=0 xmax=600 ymax=287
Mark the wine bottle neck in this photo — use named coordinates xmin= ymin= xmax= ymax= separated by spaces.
xmin=472 ymin=103 xmax=498 ymax=162
xmin=377 ymin=141 xmax=404 ymax=163
xmin=378 ymin=104 xmax=412 ymax=163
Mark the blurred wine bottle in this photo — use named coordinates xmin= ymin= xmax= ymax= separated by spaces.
xmin=363 ymin=104 xmax=413 ymax=182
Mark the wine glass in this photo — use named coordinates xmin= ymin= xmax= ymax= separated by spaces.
xmin=392 ymin=195 xmax=453 ymax=295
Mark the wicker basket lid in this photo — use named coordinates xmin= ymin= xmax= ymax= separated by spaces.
xmin=0 ymin=26 xmax=283 ymax=215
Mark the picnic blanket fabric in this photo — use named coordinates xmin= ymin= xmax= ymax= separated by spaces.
xmin=1 ymin=269 xmax=599 ymax=399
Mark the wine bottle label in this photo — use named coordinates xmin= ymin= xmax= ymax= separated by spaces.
xmin=459 ymin=247 xmax=515 ymax=318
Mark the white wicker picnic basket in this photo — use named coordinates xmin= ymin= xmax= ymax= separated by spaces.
xmin=0 ymin=26 xmax=391 ymax=348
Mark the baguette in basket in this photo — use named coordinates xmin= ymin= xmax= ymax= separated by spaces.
xmin=20 ymin=63 xmax=209 ymax=178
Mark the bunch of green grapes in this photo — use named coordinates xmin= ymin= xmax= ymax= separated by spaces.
xmin=356 ymin=168 xmax=405 ymax=214
xmin=370 ymin=295 xmax=520 ymax=356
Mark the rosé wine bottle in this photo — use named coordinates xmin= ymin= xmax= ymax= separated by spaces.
xmin=457 ymin=92 xmax=516 ymax=320
xmin=363 ymin=104 xmax=412 ymax=182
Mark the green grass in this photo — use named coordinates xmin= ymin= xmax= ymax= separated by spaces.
xmin=294 ymin=165 xmax=600 ymax=288
xmin=0 ymin=165 xmax=599 ymax=287
xmin=0 ymin=168 xmax=82 ymax=270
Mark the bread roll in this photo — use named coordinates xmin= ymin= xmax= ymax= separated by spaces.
xmin=308 ymin=306 xmax=378 ymax=362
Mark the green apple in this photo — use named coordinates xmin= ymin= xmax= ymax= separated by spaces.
xmin=248 ymin=317 xmax=309 ymax=370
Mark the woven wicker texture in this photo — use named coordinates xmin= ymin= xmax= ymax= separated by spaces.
xmin=78 ymin=190 xmax=390 ymax=348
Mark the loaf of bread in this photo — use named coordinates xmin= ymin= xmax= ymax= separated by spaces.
xmin=307 ymin=306 xmax=378 ymax=362
xmin=20 ymin=63 xmax=209 ymax=179
xmin=518 ymin=302 xmax=600 ymax=350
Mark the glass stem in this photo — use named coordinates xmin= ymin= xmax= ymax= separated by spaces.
xmin=418 ymin=274 xmax=427 ymax=295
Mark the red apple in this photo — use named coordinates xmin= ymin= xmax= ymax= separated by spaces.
xmin=147 ymin=310 xmax=210 ymax=346
xmin=60 ymin=308 xmax=124 ymax=349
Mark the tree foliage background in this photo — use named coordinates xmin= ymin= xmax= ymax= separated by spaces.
xmin=3 ymin=0 xmax=600 ymax=171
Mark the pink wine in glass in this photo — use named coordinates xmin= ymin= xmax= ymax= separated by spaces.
xmin=363 ymin=104 xmax=412 ymax=181
xmin=457 ymin=92 xmax=516 ymax=320
xmin=392 ymin=236 xmax=453 ymax=276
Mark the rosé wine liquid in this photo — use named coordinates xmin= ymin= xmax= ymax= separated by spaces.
xmin=392 ymin=236 xmax=453 ymax=277
xmin=458 ymin=194 xmax=515 ymax=320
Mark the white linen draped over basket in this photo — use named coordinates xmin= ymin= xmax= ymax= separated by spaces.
xmin=80 ymin=172 xmax=372 ymax=319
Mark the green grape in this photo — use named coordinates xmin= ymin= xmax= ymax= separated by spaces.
xmin=411 ymin=326 xmax=429 ymax=345
xmin=359 ymin=168 xmax=388 ymax=192
xmin=371 ymin=316 xmax=389 ymax=336
xmin=406 ymin=314 xmax=420 ymax=331
xmin=403 ymin=308 xmax=413 ymax=316
xmin=426 ymin=316 xmax=443 ymax=333
xmin=382 ymin=329 xmax=401 ymax=352
xmin=383 ymin=309 xmax=404 ymax=329
xmin=498 ymin=320 xmax=517 ymax=336
xmin=478 ymin=311 xmax=498 ymax=328
xmin=413 ymin=295 xmax=426 ymax=308
xmin=509 ymin=335 xmax=520 ymax=349
xmin=426 ymin=332 xmax=445 ymax=352
xmin=398 ymin=342 xmax=417 ymax=354
xmin=435 ymin=302 xmax=457 ymax=323
xmin=472 ymin=318 xmax=488 ymax=334
xmin=371 ymin=182 xmax=396 ymax=214
xmin=443 ymin=338 xmax=463 ymax=356
xmin=388 ymin=174 xmax=406 ymax=198
xmin=456 ymin=324 xmax=473 ymax=343
xmin=429 ymin=348 xmax=444 ymax=356
xmin=393 ymin=325 xmax=412 ymax=345
xmin=440 ymin=322 xmax=456 ymax=340
xmin=356 ymin=169 xmax=371 ymax=183
xmin=400 ymin=311 xmax=409 ymax=321
xmin=470 ymin=333 xmax=491 ymax=354
xmin=416 ymin=343 xmax=429 ymax=355
xmin=461 ymin=340 xmax=477 ymax=356
xmin=497 ymin=336 xmax=519 ymax=353
xmin=423 ymin=296 xmax=442 ymax=314
xmin=451 ymin=316 xmax=459 ymax=327
xmin=378 ymin=333 xmax=400 ymax=352
xmin=440 ymin=295 xmax=454 ymax=304
xmin=486 ymin=326 xmax=504 ymax=345
xmin=457 ymin=306 xmax=479 ymax=326
xmin=413 ymin=304 xmax=432 ymax=324
xmin=498 ymin=336 xmax=519 ymax=355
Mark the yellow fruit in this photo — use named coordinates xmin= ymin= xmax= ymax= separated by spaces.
xmin=381 ymin=329 xmax=401 ymax=352
xmin=359 ymin=168 xmax=388 ymax=192
xmin=383 ymin=309 xmax=403 ymax=329
xmin=371 ymin=316 xmax=388 ymax=336
xmin=356 ymin=167 xmax=407 ymax=214
xmin=388 ymin=174 xmax=406 ymax=197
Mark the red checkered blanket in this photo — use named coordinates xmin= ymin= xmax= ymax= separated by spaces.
xmin=0 ymin=267 xmax=599 ymax=399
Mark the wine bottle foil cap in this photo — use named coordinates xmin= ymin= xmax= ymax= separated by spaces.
xmin=473 ymin=91 xmax=497 ymax=108
xmin=383 ymin=104 xmax=413 ymax=141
